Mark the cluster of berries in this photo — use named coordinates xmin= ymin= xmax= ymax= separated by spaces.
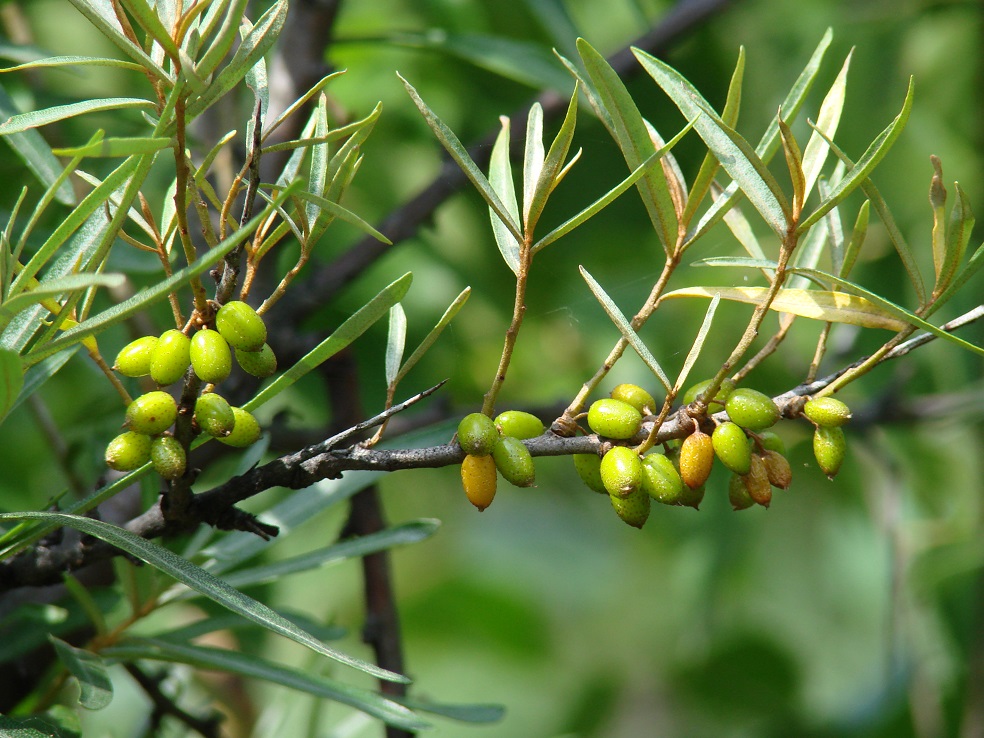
xmin=104 ymin=301 xmax=276 ymax=479
xmin=457 ymin=410 xmax=545 ymax=511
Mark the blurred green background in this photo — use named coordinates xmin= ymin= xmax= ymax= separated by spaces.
xmin=2 ymin=0 xmax=983 ymax=736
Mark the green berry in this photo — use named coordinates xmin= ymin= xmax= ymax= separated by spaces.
xmin=725 ymin=388 xmax=780 ymax=431
xmin=813 ymin=425 xmax=846 ymax=479
xmin=610 ymin=383 xmax=656 ymax=414
xmin=151 ymin=436 xmax=186 ymax=480
xmin=679 ymin=430 xmax=714 ymax=489
xmin=457 ymin=413 xmax=499 ymax=456
xmin=105 ymin=431 xmax=152 ymax=471
xmin=803 ymin=396 xmax=852 ymax=427
xmin=125 ymin=391 xmax=177 ymax=435
xmin=743 ymin=454 xmax=772 ymax=507
xmin=573 ymin=453 xmax=607 ymax=495
xmin=600 ymin=446 xmax=642 ymax=498
xmin=114 ymin=336 xmax=158 ymax=378
xmin=762 ymin=449 xmax=792 ymax=489
xmin=235 ymin=343 xmax=278 ymax=378
xmin=219 ymin=406 xmax=261 ymax=448
xmin=755 ymin=430 xmax=786 ymax=455
xmin=190 ymin=328 xmax=232 ymax=384
xmin=493 ymin=410 xmax=544 ymax=440
xmin=728 ymin=473 xmax=755 ymax=510
xmin=712 ymin=421 xmax=752 ymax=475
xmin=461 ymin=453 xmax=497 ymax=511
xmin=678 ymin=482 xmax=706 ymax=510
xmin=587 ymin=398 xmax=642 ymax=440
xmin=641 ymin=452 xmax=685 ymax=505
xmin=682 ymin=377 xmax=736 ymax=406
xmin=609 ymin=486 xmax=650 ymax=529
xmin=195 ymin=393 xmax=236 ymax=438
xmin=215 ymin=301 xmax=267 ymax=351
xmin=491 ymin=436 xmax=535 ymax=487
xmin=150 ymin=330 xmax=192 ymax=386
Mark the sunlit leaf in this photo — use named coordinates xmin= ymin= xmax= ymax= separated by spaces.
xmin=65 ymin=0 xmax=168 ymax=79
xmin=779 ymin=117 xmax=805 ymax=216
xmin=385 ymin=303 xmax=407 ymax=387
xmin=0 ymin=348 xmax=23 ymax=426
xmin=938 ymin=180 xmax=975 ymax=297
xmin=0 ymin=55 xmax=146 ymax=74
xmin=395 ymin=287 xmax=470 ymax=384
xmin=49 ymin=637 xmax=113 ymax=711
xmin=52 ymin=136 xmax=171 ymax=158
xmin=0 ymin=273 xmax=124 ymax=321
xmin=840 ymin=200 xmax=869 ymax=278
xmin=526 ymin=85 xmax=578 ymax=233
xmin=0 ymin=98 xmax=156 ymax=135
xmin=118 ymin=0 xmax=181 ymax=60
xmin=196 ymin=0 xmax=251 ymax=79
xmin=802 ymin=50 xmax=851 ymax=201
xmin=489 ymin=116 xmax=522 ymax=274
xmin=673 ymin=294 xmax=720 ymax=394
xmin=522 ymin=103 xmax=545 ymax=228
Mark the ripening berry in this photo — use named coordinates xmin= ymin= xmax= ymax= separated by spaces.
xmin=457 ymin=413 xmax=498 ymax=456
xmin=610 ymin=383 xmax=656 ymax=414
xmin=493 ymin=410 xmax=544 ymax=440
xmin=151 ymin=435 xmax=186 ymax=480
xmin=813 ymin=425 xmax=846 ymax=479
xmin=105 ymin=431 xmax=152 ymax=471
xmin=755 ymin=430 xmax=786 ymax=455
xmin=587 ymin=398 xmax=642 ymax=440
xmin=215 ymin=301 xmax=267 ymax=351
xmin=761 ymin=449 xmax=792 ymax=489
xmin=235 ymin=343 xmax=278 ymax=378
xmin=461 ymin=453 xmax=497 ymax=511
xmin=114 ymin=336 xmax=158 ymax=378
xmin=195 ymin=392 xmax=236 ymax=438
xmin=219 ymin=406 xmax=261 ymax=448
xmin=682 ymin=377 xmax=737 ymax=406
xmin=150 ymin=330 xmax=192 ymax=386
xmin=679 ymin=430 xmax=714 ymax=489
xmin=609 ymin=486 xmax=650 ymax=529
xmin=600 ymin=446 xmax=642 ymax=498
xmin=641 ymin=452 xmax=684 ymax=505
xmin=711 ymin=421 xmax=752 ymax=475
xmin=190 ymin=329 xmax=232 ymax=384
xmin=491 ymin=436 xmax=535 ymax=487
xmin=573 ymin=453 xmax=607 ymax=494
xmin=803 ymin=396 xmax=852 ymax=427
xmin=125 ymin=391 xmax=177 ymax=435
xmin=725 ymin=388 xmax=780 ymax=431
xmin=743 ymin=454 xmax=772 ymax=507
xmin=728 ymin=473 xmax=755 ymax=510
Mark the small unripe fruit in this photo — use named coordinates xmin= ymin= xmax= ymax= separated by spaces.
xmin=600 ymin=446 xmax=642 ymax=498
xmin=573 ymin=453 xmax=607 ymax=494
xmin=491 ymin=436 xmax=535 ymax=487
xmin=150 ymin=330 xmax=192 ymax=386
xmin=216 ymin=301 xmax=267 ymax=351
xmin=743 ymin=454 xmax=772 ymax=507
xmin=609 ymin=486 xmax=650 ymax=529
xmin=457 ymin=413 xmax=499 ymax=456
xmin=813 ymin=425 xmax=846 ymax=479
xmin=151 ymin=436 xmax=186 ymax=480
xmin=762 ymin=449 xmax=792 ymax=489
xmin=641 ymin=452 xmax=684 ymax=505
xmin=679 ymin=430 xmax=714 ymax=489
xmin=712 ymin=421 xmax=752 ymax=475
xmin=725 ymin=388 xmax=780 ymax=431
xmin=114 ymin=336 xmax=158 ymax=377
xmin=125 ymin=391 xmax=177 ymax=435
xmin=105 ymin=431 xmax=152 ymax=471
xmin=755 ymin=430 xmax=786 ymax=455
xmin=610 ymin=383 xmax=656 ymax=414
xmin=461 ymin=454 xmax=497 ymax=511
xmin=679 ymin=482 xmax=706 ymax=510
xmin=803 ymin=396 xmax=852 ymax=427
xmin=195 ymin=393 xmax=236 ymax=437
xmin=235 ymin=343 xmax=278 ymax=378
xmin=219 ymin=406 xmax=261 ymax=448
xmin=728 ymin=473 xmax=755 ymax=510
xmin=587 ymin=398 xmax=642 ymax=440
xmin=190 ymin=329 xmax=232 ymax=384
xmin=493 ymin=410 xmax=544 ymax=440
xmin=682 ymin=377 xmax=736 ymax=406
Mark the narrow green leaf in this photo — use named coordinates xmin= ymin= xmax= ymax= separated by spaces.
xmin=0 ymin=55 xmax=146 ymax=74
xmin=522 ymin=103 xmax=545 ymax=227
xmin=195 ymin=0 xmax=251 ymax=79
xmin=152 ymin=610 xmax=346 ymax=644
xmin=579 ymin=266 xmax=671 ymax=391
xmin=554 ymin=51 xmax=613 ymax=135
xmin=0 ymin=273 xmax=124 ymax=320
xmin=488 ymin=116 xmax=522 ymax=274
xmin=396 ymin=695 xmax=506 ymax=724
xmin=714 ymin=184 xmax=768 ymax=266
xmin=938 ymin=180 xmax=975 ymax=297
xmin=304 ymin=96 xmax=330 ymax=230
xmin=840 ymin=200 xmax=869 ymax=278
xmin=49 ymin=636 xmax=113 ymax=711
xmin=526 ymin=84 xmax=578 ymax=233
xmin=245 ymin=273 xmax=413 ymax=413
xmin=929 ymin=155 xmax=948 ymax=288
xmin=65 ymin=0 xmax=168 ymax=79
xmin=0 ymin=98 xmax=156 ymax=136
xmin=264 ymin=72 xmax=344 ymax=142
xmin=662 ymin=285 xmax=908 ymax=331
xmin=931 ymin=239 xmax=984 ymax=316
xmin=0 ymin=347 xmax=23 ymax=426
xmin=673 ymin=294 xmax=720 ymax=394
xmin=797 ymin=77 xmax=914 ymax=234
xmin=273 ymin=188 xmax=391 ymax=245
xmin=51 ymin=136 xmax=171 ymax=158
xmin=691 ymin=256 xmax=778 ymax=270
xmin=0 ymin=512 xmax=407 ymax=682
xmin=103 ymin=638 xmax=426 ymax=730
xmin=802 ymin=50 xmax=851 ymax=201
xmin=400 ymin=74 xmax=523 ymax=245
xmin=395 ymin=287 xmax=470 ymax=384
xmin=118 ymin=0 xmax=181 ymax=61
xmin=385 ymin=303 xmax=407 ymax=387
xmin=779 ymin=117 xmax=805 ymax=215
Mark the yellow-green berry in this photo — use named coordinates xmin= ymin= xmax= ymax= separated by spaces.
xmin=190 ymin=328 xmax=232 ymax=384
xmin=609 ymin=486 xmax=650 ymax=529
xmin=493 ymin=410 xmax=544 ymax=440
xmin=728 ymin=473 xmax=755 ymax=510
xmin=195 ymin=392 xmax=236 ymax=438
xmin=803 ymin=396 xmax=852 ymax=427
xmin=755 ymin=430 xmax=786 ymax=455
xmin=587 ymin=398 xmax=642 ymax=440
xmin=458 ymin=413 xmax=500 ymax=456
xmin=762 ymin=449 xmax=792 ymax=489
xmin=813 ymin=425 xmax=846 ymax=479
xmin=125 ymin=391 xmax=177 ymax=435
xmin=573 ymin=453 xmax=607 ymax=495
xmin=600 ymin=446 xmax=642 ymax=498
xmin=491 ymin=436 xmax=535 ymax=487
xmin=711 ymin=421 xmax=752 ymax=475
xmin=461 ymin=453 xmax=497 ymax=511
xmin=150 ymin=330 xmax=192 ymax=386
xmin=679 ymin=429 xmax=714 ymax=489
xmin=151 ymin=436 xmax=186 ymax=480
xmin=682 ymin=377 xmax=736 ymax=406
xmin=641 ymin=452 xmax=685 ymax=505
xmin=610 ymin=383 xmax=656 ymax=414
xmin=219 ymin=406 xmax=261 ymax=448
xmin=105 ymin=431 xmax=152 ymax=471
xmin=725 ymin=388 xmax=780 ymax=431
xmin=215 ymin=301 xmax=267 ymax=351
xmin=114 ymin=336 xmax=158 ymax=378
xmin=235 ymin=343 xmax=278 ymax=378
